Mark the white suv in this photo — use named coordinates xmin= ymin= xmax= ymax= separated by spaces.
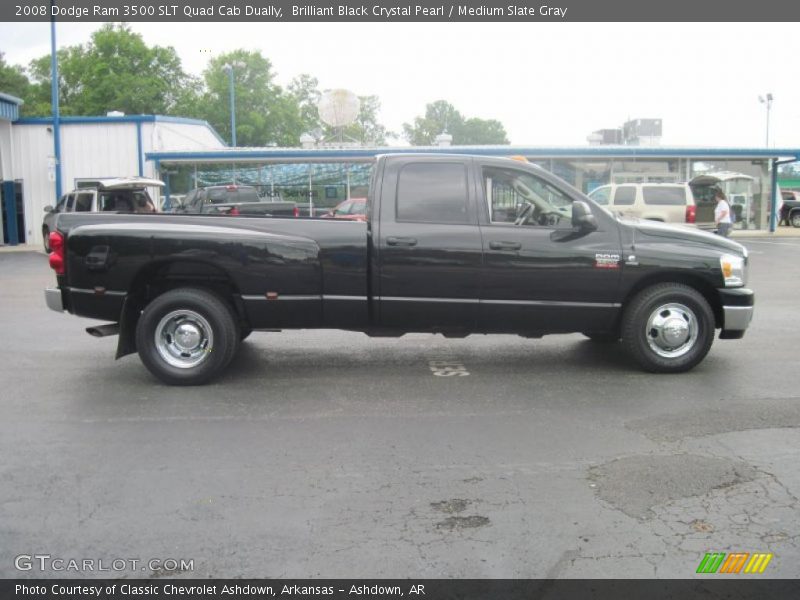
xmin=587 ymin=183 xmax=708 ymax=228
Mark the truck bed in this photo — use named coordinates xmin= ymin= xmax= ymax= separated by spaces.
xmin=54 ymin=212 xmax=370 ymax=331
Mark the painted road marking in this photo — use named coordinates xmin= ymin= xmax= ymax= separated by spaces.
xmin=428 ymin=359 xmax=469 ymax=377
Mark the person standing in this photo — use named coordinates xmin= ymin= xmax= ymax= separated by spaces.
xmin=714 ymin=188 xmax=733 ymax=237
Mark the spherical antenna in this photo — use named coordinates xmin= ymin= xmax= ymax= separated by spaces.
xmin=317 ymin=89 xmax=361 ymax=128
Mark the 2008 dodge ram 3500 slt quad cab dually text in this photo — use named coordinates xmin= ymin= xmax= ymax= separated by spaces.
xmin=44 ymin=154 xmax=754 ymax=385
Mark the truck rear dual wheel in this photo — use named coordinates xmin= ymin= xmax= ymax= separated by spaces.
xmin=135 ymin=288 xmax=240 ymax=385
xmin=621 ymin=283 xmax=715 ymax=373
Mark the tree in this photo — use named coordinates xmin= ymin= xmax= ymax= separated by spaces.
xmin=194 ymin=49 xmax=303 ymax=147
xmin=458 ymin=117 xmax=509 ymax=145
xmin=289 ymin=77 xmax=392 ymax=145
xmin=402 ymin=100 xmax=464 ymax=145
xmin=25 ymin=24 xmax=195 ymax=116
xmin=344 ymin=95 xmax=392 ymax=145
xmin=403 ymin=100 xmax=509 ymax=145
xmin=0 ymin=52 xmax=29 ymax=104
xmin=288 ymin=74 xmax=322 ymax=136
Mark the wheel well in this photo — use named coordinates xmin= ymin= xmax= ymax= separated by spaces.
xmin=621 ymin=273 xmax=723 ymax=329
xmin=116 ymin=261 xmax=249 ymax=359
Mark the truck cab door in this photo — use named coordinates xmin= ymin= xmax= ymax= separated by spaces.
xmin=476 ymin=161 xmax=622 ymax=334
xmin=375 ymin=156 xmax=483 ymax=332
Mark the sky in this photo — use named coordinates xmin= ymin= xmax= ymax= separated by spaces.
xmin=0 ymin=21 xmax=797 ymax=148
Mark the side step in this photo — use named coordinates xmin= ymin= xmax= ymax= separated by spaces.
xmin=86 ymin=323 xmax=120 ymax=338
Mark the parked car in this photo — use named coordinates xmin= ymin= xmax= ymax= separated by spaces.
xmin=780 ymin=189 xmax=800 ymax=227
xmin=321 ymin=198 xmax=368 ymax=221
xmin=44 ymin=154 xmax=753 ymax=385
xmin=174 ymin=185 xmax=299 ymax=217
xmin=587 ymin=183 xmax=705 ymax=228
xmin=42 ymin=177 xmax=162 ymax=252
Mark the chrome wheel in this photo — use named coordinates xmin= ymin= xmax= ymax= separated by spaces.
xmin=154 ymin=309 xmax=214 ymax=369
xmin=645 ymin=302 xmax=698 ymax=359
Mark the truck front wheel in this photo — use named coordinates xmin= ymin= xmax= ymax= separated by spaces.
xmin=135 ymin=287 xmax=239 ymax=385
xmin=621 ymin=283 xmax=715 ymax=373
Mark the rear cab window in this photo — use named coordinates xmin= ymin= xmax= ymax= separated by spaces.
xmin=396 ymin=162 xmax=469 ymax=224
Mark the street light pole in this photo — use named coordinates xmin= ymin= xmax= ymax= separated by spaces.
xmin=223 ymin=63 xmax=236 ymax=147
xmin=758 ymin=93 xmax=773 ymax=147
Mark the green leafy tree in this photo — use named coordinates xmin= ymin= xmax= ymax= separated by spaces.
xmin=402 ymin=100 xmax=464 ymax=145
xmin=458 ymin=117 xmax=509 ymax=145
xmin=344 ymin=95 xmax=392 ymax=145
xmin=288 ymin=74 xmax=323 ymax=136
xmin=0 ymin=52 xmax=29 ymax=104
xmin=403 ymin=100 xmax=509 ymax=145
xmin=195 ymin=50 xmax=303 ymax=147
xmin=25 ymin=24 xmax=195 ymax=116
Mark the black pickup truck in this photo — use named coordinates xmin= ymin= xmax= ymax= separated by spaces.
xmin=45 ymin=154 xmax=754 ymax=385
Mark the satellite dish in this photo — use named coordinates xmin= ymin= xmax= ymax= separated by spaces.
xmin=317 ymin=89 xmax=361 ymax=128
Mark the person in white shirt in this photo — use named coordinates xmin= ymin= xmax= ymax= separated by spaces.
xmin=714 ymin=188 xmax=732 ymax=237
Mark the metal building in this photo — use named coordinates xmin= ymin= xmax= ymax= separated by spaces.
xmin=0 ymin=113 xmax=225 ymax=246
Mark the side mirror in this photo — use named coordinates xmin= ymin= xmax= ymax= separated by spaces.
xmin=44 ymin=205 xmax=53 ymax=213
xmin=572 ymin=201 xmax=598 ymax=232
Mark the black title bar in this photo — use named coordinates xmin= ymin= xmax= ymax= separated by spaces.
xmin=3 ymin=0 xmax=800 ymax=22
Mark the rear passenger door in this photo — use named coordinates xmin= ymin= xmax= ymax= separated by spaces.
xmin=376 ymin=156 xmax=483 ymax=331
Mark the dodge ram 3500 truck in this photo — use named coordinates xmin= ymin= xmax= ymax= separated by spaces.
xmin=44 ymin=154 xmax=754 ymax=385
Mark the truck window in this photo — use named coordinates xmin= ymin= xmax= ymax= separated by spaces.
xmin=613 ymin=186 xmax=636 ymax=206
xmin=74 ymin=193 xmax=93 ymax=212
xmin=396 ymin=162 xmax=469 ymax=224
xmin=482 ymin=166 xmax=573 ymax=227
xmin=65 ymin=194 xmax=75 ymax=211
xmin=588 ymin=186 xmax=611 ymax=206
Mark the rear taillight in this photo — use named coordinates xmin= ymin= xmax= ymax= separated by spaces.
xmin=228 ymin=206 xmax=240 ymax=216
xmin=48 ymin=231 xmax=65 ymax=274
xmin=293 ymin=206 xmax=300 ymax=218
xmin=685 ymin=205 xmax=696 ymax=224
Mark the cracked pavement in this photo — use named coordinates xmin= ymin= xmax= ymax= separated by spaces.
xmin=0 ymin=238 xmax=798 ymax=578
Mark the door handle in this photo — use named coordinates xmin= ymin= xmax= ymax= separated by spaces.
xmin=489 ymin=241 xmax=522 ymax=251
xmin=386 ymin=236 xmax=418 ymax=247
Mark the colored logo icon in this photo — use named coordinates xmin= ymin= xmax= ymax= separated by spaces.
xmin=696 ymin=552 xmax=773 ymax=574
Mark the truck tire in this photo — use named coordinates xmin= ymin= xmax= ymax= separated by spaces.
xmin=792 ymin=211 xmax=800 ymax=228
xmin=621 ymin=283 xmax=714 ymax=373
xmin=43 ymin=227 xmax=51 ymax=253
xmin=135 ymin=287 xmax=240 ymax=385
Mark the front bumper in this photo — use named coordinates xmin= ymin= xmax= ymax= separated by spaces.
xmin=45 ymin=287 xmax=64 ymax=312
xmin=719 ymin=287 xmax=754 ymax=339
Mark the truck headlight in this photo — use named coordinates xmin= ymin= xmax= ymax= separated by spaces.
xmin=720 ymin=254 xmax=746 ymax=287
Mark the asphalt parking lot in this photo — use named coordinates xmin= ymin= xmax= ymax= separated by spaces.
xmin=1 ymin=238 xmax=799 ymax=579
